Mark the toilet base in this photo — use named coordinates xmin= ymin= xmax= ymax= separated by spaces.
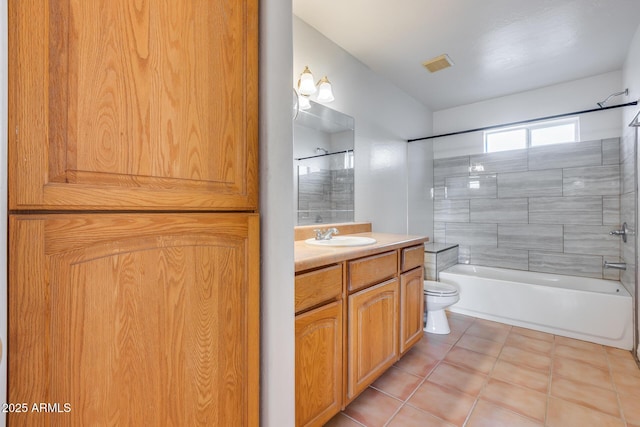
xmin=424 ymin=309 xmax=450 ymax=334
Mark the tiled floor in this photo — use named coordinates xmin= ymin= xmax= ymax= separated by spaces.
xmin=325 ymin=312 xmax=640 ymax=427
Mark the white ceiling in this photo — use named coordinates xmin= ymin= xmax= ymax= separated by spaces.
xmin=293 ymin=0 xmax=640 ymax=111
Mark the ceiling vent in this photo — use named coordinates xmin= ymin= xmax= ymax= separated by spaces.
xmin=422 ymin=54 xmax=454 ymax=73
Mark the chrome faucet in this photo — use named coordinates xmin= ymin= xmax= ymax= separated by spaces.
xmin=314 ymin=227 xmax=339 ymax=240
xmin=609 ymin=222 xmax=631 ymax=243
xmin=604 ymin=261 xmax=627 ymax=270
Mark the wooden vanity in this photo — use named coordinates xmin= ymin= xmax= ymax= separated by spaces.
xmin=294 ymin=223 xmax=428 ymax=427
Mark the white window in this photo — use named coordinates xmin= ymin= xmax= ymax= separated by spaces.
xmin=484 ymin=117 xmax=579 ymax=153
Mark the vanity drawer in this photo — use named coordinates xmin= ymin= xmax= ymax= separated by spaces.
xmin=296 ymin=264 xmax=343 ymax=314
xmin=348 ymin=251 xmax=398 ymax=292
xmin=401 ymin=244 xmax=424 ymax=272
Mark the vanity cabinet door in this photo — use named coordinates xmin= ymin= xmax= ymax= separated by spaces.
xmin=347 ymin=279 xmax=399 ymax=401
xmin=9 ymin=0 xmax=258 ymax=211
xmin=8 ymin=213 xmax=260 ymax=426
xmin=296 ymin=301 xmax=343 ymax=427
xmin=400 ymin=267 xmax=425 ymax=354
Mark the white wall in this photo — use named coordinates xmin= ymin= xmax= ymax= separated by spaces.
xmin=293 ymin=16 xmax=432 ymax=234
xmin=622 ymin=21 xmax=640 ymax=361
xmin=1 ymin=1 xmax=7 ymax=425
xmin=433 ymin=71 xmax=625 ymax=159
xmin=259 ymin=3 xmax=296 ymax=426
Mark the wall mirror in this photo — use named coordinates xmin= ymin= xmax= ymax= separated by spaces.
xmin=294 ymin=100 xmax=355 ymax=225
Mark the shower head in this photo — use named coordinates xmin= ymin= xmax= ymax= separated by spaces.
xmin=316 ymin=147 xmax=329 ymax=155
xmin=597 ymin=89 xmax=629 ymax=108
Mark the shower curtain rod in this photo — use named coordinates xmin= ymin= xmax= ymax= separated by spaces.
xmin=294 ymin=149 xmax=353 ymax=161
xmin=407 ymin=101 xmax=639 ymax=143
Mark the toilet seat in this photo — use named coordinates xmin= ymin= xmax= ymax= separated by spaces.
xmin=424 ymin=282 xmax=458 ymax=296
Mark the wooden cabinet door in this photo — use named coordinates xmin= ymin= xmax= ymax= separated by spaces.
xmin=295 ymin=301 xmax=343 ymax=427
xmin=347 ymin=279 xmax=399 ymax=401
xmin=400 ymin=267 xmax=425 ymax=354
xmin=8 ymin=213 xmax=259 ymax=426
xmin=9 ymin=0 xmax=258 ymax=211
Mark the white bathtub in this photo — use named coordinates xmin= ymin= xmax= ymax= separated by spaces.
xmin=439 ymin=264 xmax=633 ymax=350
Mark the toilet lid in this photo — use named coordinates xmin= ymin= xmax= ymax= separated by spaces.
xmin=424 ymin=282 xmax=458 ymax=296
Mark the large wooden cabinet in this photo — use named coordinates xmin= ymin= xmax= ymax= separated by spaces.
xmin=294 ymin=237 xmax=426 ymax=426
xmin=9 ymin=0 xmax=257 ymax=211
xmin=8 ymin=0 xmax=259 ymax=425
xmin=10 ymin=214 xmax=259 ymax=426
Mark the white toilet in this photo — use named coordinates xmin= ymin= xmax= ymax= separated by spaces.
xmin=424 ymin=280 xmax=460 ymax=334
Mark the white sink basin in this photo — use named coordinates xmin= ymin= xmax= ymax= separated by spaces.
xmin=304 ymin=236 xmax=377 ymax=247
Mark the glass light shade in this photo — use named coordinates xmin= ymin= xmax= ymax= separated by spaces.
xmin=298 ymin=94 xmax=311 ymax=110
xmin=298 ymin=66 xmax=316 ymax=96
xmin=316 ymin=76 xmax=334 ymax=103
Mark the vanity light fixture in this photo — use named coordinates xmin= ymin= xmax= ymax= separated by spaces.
xmin=296 ymin=66 xmax=336 ymax=105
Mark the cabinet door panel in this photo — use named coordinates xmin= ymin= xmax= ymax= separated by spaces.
xmin=9 ymin=213 xmax=259 ymax=426
xmin=296 ymin=301 xmax=343 ymax=427
xmin=9 ymin=0 xmax=258 ymax=210
xmin=400 ymin=267 xmax=425 ymax=354
xmin=347 ymin=279 xmax=399 ymax=400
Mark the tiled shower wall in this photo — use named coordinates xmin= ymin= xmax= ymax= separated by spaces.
xmin=297 ymin=168 xmax=355 ymax=225
xmin=433 ymin=138 xmax=624 ymax=280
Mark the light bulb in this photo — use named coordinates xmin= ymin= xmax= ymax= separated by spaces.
xmin=316 ymin=76 xmax=334 ymax=103
xmin=298 ymin=66 xmax=316 ymax=96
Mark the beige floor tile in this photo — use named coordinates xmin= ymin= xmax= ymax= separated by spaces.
xmin=427 ymin=362 xmax=488 ymax=397
xmin=498 ymin=345 xmax=552 ymax=373
xmin=324 ymin=413 xmax=365 ymax=427
xmin=444 ymin=346 xmax=497 ymax=375
xmin=619 ymin=392 xmax=640 ymax=425
xmin=546 ymin=397 xmax=625 ymax=427
xmin=447 ymin=311 xmax=475 ymax=324
xmin=337 ymin=313 xmax=638 ymax=427
xmin=505 ymin=332 xmax=553 ymax=355
xmin=480 ymin=378 xmax=546 ymax=422
xmin=448 ymin=317 xmax=473 ymax=335
xmin=608 ymin=353 xmax=640 ymax=379
xmin=490 ymin=360 xmax=549 ymax=393
xmin=473 ymin=318 xmax=512 ymax=330
xmin=466 ymin=400 xmax=543 ymax=427
xmin=422 ymin=331 xmax=463 ymax=345
xmin=465 ymin=321 xmax=511 ymax=343
xmin=612 ymin=370 xmax=640 ymax=397
xmin=455 ymin=333 xmax=504 ymax=358
xmin=550 ymin=376 xmax=621 ymax=417
xmin=342 ymin=388 xmax=402 ymax=427
xmin=555 ymin=335 xmax=606 ymax=352
xmin=407 ymin=381 xmax=476 ymax=427
xmin=371 ymin=366 xmax=423 ymax=401
xmin=510 ymin=326 xmax=554 ymax=342
xmin=393 ymin=347 xmax=440 ymax=377
xmin=553 ymin=357 xmax=614 ymax=390
xmin=605 ymin=346 xmax=636 ymax=359
xmin=554 ymin=343 xmax=608 ymax=369
xmin=412 ymin=337 xmax=453 ymax=360
xmin=386 ymin=404 xmax=457 ymax=427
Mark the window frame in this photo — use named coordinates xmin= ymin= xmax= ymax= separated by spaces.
xmin=484 ymin=117 xmax=580 ymax=153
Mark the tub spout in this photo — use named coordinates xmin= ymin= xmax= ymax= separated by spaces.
xmin=604 ymin=261 xmax=626 ymax=270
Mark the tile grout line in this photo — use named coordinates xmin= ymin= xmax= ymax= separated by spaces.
xmin=545 ymin=332 xmax=557 ymax=427
xmin=606 ymin=349 xmax=629 ymax=426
